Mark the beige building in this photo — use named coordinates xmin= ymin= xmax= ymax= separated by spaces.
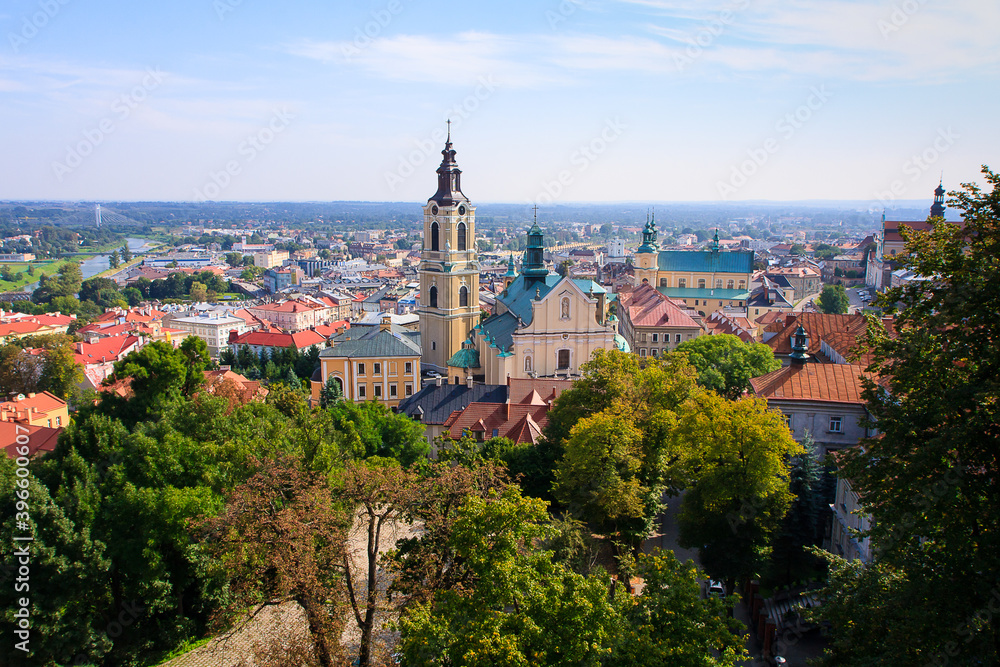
xmin=417 ymin=132 xmax=481 ymax=374
xmin=253 ymin=249 xmax=289 ymax=269
xmin=310 ymin=319 xmax=421 ymax=408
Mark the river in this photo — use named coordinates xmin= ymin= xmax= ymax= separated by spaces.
xmin=21 ymin=237 xmax=157 ymax=292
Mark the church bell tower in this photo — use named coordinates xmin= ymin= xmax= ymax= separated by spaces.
xmin=418 ymin=124 xmax=480 ymax=374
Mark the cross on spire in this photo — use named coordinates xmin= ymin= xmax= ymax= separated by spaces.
xmin=532 ymin=204 xmax=539 ymax=222
xmin=446 ymin=119 xmax=451 ymax=143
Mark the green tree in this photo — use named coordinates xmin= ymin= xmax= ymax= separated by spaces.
xmin=109 ymin=249 xmax=120 ymax=269
xmin=788 ymin=243 xmax=806 ymax=255
xmin=676 ymin=393 xmax=802 ymax=595
xmin=189 ymin=281 xmax=208 ymax=302
xmin=121 ymin=242 xmax=132 ymax=262
xmin=611 ymin=551 xmax=748 ymax=667
xmin=830 ymin=167 xmax=1000 ymax=665
xmin=0 ymin=264 xmax=13 ymax=281
xmin=398 ymin=486 xmax=622 ymax=667
xmin=103 ymin=340 xmax=191 ymax=423
xmin=673 ymin=334 xmax=781 ymax=400
xmin=39 ymin=339 xmax=84 ymax=400
xmin=817 ymin=284 xmax=849 ymax=314
xmin=767 ymin=430 xmax=824 ymax=587
xmin=319 ymin=376 xmax=343 ymax=407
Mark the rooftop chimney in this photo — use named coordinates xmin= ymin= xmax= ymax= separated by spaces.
xmin=466 ymin=375 xmax=474 ymax=389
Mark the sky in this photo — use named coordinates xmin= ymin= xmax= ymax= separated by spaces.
xmin=1 ymin=0 xmax=998 ymax=205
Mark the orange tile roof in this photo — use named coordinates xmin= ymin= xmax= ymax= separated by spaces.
xmin=750 ymin=363 xmax=873 ymax=404
xmin=766 ymin=312 xmax=867 ymax=356
xmin=0 ymin=391 xmax=67 ymax=423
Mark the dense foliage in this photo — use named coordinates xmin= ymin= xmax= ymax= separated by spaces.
xmin=820 ymin=167 xmax=1000 ymax=665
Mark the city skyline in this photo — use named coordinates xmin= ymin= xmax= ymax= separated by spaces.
xmin=2 ymin=0 xmax=997 ymax=204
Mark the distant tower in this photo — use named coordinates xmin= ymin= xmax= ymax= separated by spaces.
xmin=504 ymin=254 xmax=517 ymax=289
xmin=634 ymin=210 xmax=659 ymax=285
xmin=95 ymin=204 xmax=102 ymax=229
xmin=418 ymin=123 xmax=480 ymax=374
xmin=930 ymin=180 xmax=946 ymax=218
xmin=522 ymin=206 xmax=548 ymax=283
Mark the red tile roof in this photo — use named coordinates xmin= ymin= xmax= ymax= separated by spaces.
xmin=2 ymin=422 xmax=61 ymax=458
xmin=230 ymin=329 xmax=326 ymax=350
xmin=73 ymin=335 xmax=140 ymax=366
xmin=619 ymin=283 xmax=701 ymax=329
xmin=443 ymin=402 xmax=550 ymax=444
xmin=750 ymin=363 xmax=873 ymax=404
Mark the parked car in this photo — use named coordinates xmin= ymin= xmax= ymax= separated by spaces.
xmin=707 ymin=580 xmax=725 ymax=598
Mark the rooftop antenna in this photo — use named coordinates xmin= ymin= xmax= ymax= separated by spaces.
xmin=95 ymin=204 xmax=102 ymax=229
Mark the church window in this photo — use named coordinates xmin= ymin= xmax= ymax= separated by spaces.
xmin=557 ymin=349 xmax=570 ymax=370
xmin=457 ymin=222 xmax=467 ymax=251
xmin=429 ymin=286 xmax=438 ymax=308
xmin=431 ymin=222 xmax=440 ymax=251
xmin=678 ymin=279 xmax=686 ymax=288
xmin=561 ymin=297 xmax=571 ymax=319
xmin=727 ymin=280 xmax=734 ymax=289
xmin=524 ymin=356 xmax=532 ymax=372
xmin=459 ymin=285 xmax=469 ymax=307
xmin=698 ymin=279 xmax=706 ymax=289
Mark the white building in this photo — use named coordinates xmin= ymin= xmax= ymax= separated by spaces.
xmin=170 ymin=312 xmax=250 ymax=357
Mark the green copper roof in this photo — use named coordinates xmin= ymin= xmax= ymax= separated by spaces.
xmin=656 ymin=248 xmax=754 ymax=274
xmin=447 ymin=347 xmax=481 ymax=369
xmin=657 ymin=287 xmax=750 ymax=300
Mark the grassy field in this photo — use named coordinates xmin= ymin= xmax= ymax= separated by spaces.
xmin=0 ymin=259 xmax=75 ymax=292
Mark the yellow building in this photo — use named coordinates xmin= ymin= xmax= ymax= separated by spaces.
xmin=633 ymin=221 xmax=754 ymax=317
xmin=417 ymin=129 xmax=481 ymax=374
xmin=0 ymin=391 xmax=70 ymax=429
xmin=310 ymin=319 xmax=421 ymax=408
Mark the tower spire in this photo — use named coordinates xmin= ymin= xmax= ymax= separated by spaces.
xmin=428 ymin=121 xmax=468 ymax=206
xmin=930 ymin=179 xmax=946 ymax=218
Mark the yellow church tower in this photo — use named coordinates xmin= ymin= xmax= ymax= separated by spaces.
xmin=633 ymin=212 xmax=659 ymax=285
xmin=418 ymin=125 xmax=480 ymax=374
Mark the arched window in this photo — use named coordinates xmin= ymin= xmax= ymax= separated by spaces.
xmin=678 ymin=279 xmax=686 ymax=288
xmin=429 ymin=286 xmax=438 ymax=308
xmin=738 ymin=280 xmax=746 ymax=290
xmin=697 ymin=279 xmax=706 ymax=289
xmin=457 ymin=222 xmax=467 ymax=251
xmin=524 ymin=356 xmax=532 ymax=372
xmin=459 ymin=285 xmax=469 ymax=307
xmin=431 ymin=222 xmax=440 ymax=251
xmin=727 ymin=280 xmax=734 ymax=289
xmin=715 ymin=279 xmax=723 ymax=289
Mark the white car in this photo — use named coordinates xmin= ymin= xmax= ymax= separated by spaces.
xmin=707 ymin=580 xmax=726 ymax=598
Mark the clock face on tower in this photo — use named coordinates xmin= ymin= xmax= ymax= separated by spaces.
xmin=431 ymin=205 xmax=439 ymax=215
xmin=458 ymin=205 xmax=466 ymax=215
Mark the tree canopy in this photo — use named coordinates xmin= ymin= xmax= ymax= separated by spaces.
xmin=817 ymin=283 xmax=849 ymax=314
xmin=674 ymin=334 xmax=781 ymax=399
